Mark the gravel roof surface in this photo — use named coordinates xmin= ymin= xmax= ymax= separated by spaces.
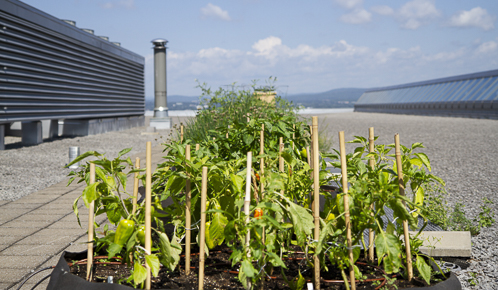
xmin=1 ymin=112 xmax=497 ymax=289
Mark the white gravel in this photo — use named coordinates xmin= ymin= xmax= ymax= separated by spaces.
xmin=1 ymin=112 xmax=497 ymax=289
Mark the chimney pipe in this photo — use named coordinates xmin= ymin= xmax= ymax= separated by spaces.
xmin=152 ymin=38 xmax=168 ymax=118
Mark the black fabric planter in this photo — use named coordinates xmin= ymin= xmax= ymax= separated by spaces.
xmin=46 ymin=250 xmax=461 ymax=290
xmin=46 ymin=250 xmax=178 ymax=290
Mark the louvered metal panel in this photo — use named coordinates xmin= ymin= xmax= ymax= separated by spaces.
xmin=354 ymin=69 xmax=498 ymax=119
xmin=0 ymin=0 xmax=145 ymax=124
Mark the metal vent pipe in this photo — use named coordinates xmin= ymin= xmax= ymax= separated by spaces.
xmin=152 ymin=38 xmax=168 ymax=118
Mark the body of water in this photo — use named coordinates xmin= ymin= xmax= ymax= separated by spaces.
xmin=145 ymin=108 xmax=353 ymax=117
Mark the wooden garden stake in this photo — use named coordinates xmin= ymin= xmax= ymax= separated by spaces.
xmin=260 ymin=124 xmax=265 ymax=195
xmin=312 ymin=117 xmax=320 ymax=290
xmin=199 ymin=166 xmax=208 ymax=290
xmin=244 ymin=152 xmax=252 ymax=290
xmin=132 ymin=157 xmax=140 ymax=215
xmin=145 ymin=141 xmax=152 ymax=290
xmin=185 ymin=145 xmax=192 ymax=275
xmin=395 ymin=134 xmax=413 ymax=281
xmin=368 ymin=127 xmax=375 ymax=263
xmin=339 ymin=131 xmax=356 ymax=290
xmin=279 ymin=137 xmax=284 ymax=172
xmin=86 ymin=162 xmax=95 ymax=281
xmin=306 ymin=146 xmax=311 ymax=167
xmin=196 ymin=143 xmax=200 ymax=151
xmin=180 ymin=125 xmax=184 ymax=142
xmin=292 ymin=124 xmax=295 ymax=149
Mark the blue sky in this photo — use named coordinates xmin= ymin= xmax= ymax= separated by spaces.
xmin=21 ymin=0 xmax=498 ymax=98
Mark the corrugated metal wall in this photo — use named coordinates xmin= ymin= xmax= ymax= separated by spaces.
xmin=0 ymin=0 xmax=145 ymax=124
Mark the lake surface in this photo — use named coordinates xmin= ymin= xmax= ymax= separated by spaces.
xmin=146 ymin=108 xmax=354 ymax=117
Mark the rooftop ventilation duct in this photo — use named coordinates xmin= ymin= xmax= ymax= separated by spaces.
xmin=112 ymin=42 xmax=121 ymax=46
xmin=62 ymin=19 xmax=76 ymax=26
xmin=81 ymin=28 xmax=94 ymax=34
xmin=98 ymin=36 xmax=109 ymax=41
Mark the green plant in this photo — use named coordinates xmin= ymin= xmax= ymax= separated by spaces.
xmin=66 ymin=149 xmax=180 ymax=288
xmin=253 ymin=76 xmax=278 ymax=92
xmin=468 ymin=271 xmax=479 ymax=286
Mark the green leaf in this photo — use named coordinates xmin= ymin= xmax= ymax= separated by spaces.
xmin=72 ymin=197 xmax=81 ymax=227
xmin=243 ymin=134 xmax=254 ymax=146
xmin=117 ymin=172 xmax=127 ymax=191
xmin=210 ymin=212 xmax=228 ymax=246
xmin=82 ymin=182 xmax=99 ymax=208
xmin=287 ymin=201 xmax=314 ymax=245
xmin=267 ymin=251 xmax=287 ymax=269
xmin=65 ymin=151 xmax=100 ymax=168
xmin=414 ymin=153 xmax=431 ymax=171
xmin=241 ymin=259 xmax=256 ymax=278
xmin=118 ymin=148 xmax=132 ymax=158
xmin=106 ymin=202 xmax=122 ymax=224
xmin=416 ymin=255 xmax=431 ymax=285
xmin=158 ymin=232 xmax=181 ymax=271
xmin=238 ymin=263 xmax=248 ymax=289
xmin=107 ymin=242 xmax=122 ymax=260
xmin=133 ymin=261 xmax=147 ymax=286
xmin=429 ymin=174 xmax=445 ymax=186
xmin=230 ymin=174 xmax=244 ymax=194
xmin=146 ymin=254 xmax=161 ymax=277
xmin=375 ymin=232 xmax=401 ymax=274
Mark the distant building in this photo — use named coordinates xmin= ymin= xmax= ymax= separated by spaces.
xmin=355 ymin=69 xmax=498 ymax=119
xmin=0 ymin=0 xmax=145 ymax=149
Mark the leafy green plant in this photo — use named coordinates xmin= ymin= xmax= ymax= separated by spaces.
xmin=66 ymin=149 xmax=180 ymax=287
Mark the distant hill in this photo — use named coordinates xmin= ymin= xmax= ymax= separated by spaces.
xmin=283 ymin=88 xmax=366 ymax=108
xmin=145 ymin=88 xmax=367 ymax=110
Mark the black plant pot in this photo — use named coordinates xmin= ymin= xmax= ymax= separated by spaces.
xmin=46 ymin=250 xmax=461 ymax=290
xmin=46 ymin=250 xmax=178 ymax=290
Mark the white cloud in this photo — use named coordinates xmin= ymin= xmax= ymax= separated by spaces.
xmin=448 ymin=7 xmax=495 ymax=31
xmin=371 ymin=5 xmax=394 ymax=16
xmin=333 ymin=0 xmax=363 ymax=10
xmin=158 ymin=36 xmax=498 ymax=96
xmin=100 ymin=0 xmax=134 ymax=9
xmin=397 ymin=0 xmax=440 ymax=29
xmin=200 ymin=3 xmax=231 ymax=21
xmin=475 ymin=41 xmax=498 ymax=54
xmin=340 ymin=9 xmax=372 ymax=24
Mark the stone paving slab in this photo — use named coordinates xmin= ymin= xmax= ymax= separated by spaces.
xmin=0 ymin=228 xmax=39 ymax=237
xmin=15 ymin=235 xmax=75 ymax=246
xmin=0 ymin=256 xmax=47 ymax=269
xmin=13 ymin=214 xmax=65 ymax=222
xmin=1 ymin=221 xmax=55 ymax=229
xmin=410 ymin=231 xmax=472 ymax=257
xmin=1 ymin=203 xmax=45 ymax=209
xmin=0 ymin=236 xmax=21 ymax=245
xmin=1 ymin=244 xmax=67 ymax=257
xmin=0 ymin=268 xmax=32 ymax=283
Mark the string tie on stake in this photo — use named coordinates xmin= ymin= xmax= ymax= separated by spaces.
xmin=392 ymin=208 xmax=418 ymax=223
xmin=136 ymin=245 xmax=151 ymax=255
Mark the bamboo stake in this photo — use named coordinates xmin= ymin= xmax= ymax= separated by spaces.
xmin=279 ymin=137 xmax=284 ymax=172
xmin=260 ymin=124 xmax=264 ymax=195
xmin=86 ymin=163 xmax=95 ymax=281
xmin=199 ymin=166 xmax=208 ymax=290
xmin=312 ymin=117 xmax=320 ymax=290
xmin=196 ymin=143 xmax=200 ymax=151
xmin=306 ymin=146 xmax=311 ymax=167
xmin=395 ymin=134 xmax=413 ymax=281
xmin=339 ymin=131 xmax=356 ymax=290
xmin=226 ymin=125 xmax=230 ymax=139
xmin=180 ymin=125 xmax=184 ymax=143
xmin=185 ymin=145 xmax=192 ymax=275
xmin=145 ymin=141 xmax=152 ymax=290
xmin=132 ymin=157 xmax=140 ymax=215
xmin=244 ymin=152 xmax=252 ymax=290
xmin=292 ymin=124 xmax=295 ymax=149
xmin=368 ymin=127 xmax=375 ymax=263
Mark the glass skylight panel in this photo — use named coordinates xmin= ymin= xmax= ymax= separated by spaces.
xmin=459 ymin=78 xmax=485 ymax=101
xmin=403 ymin=86 xmax=424 ymax=103
xmin=415 ymin=85 xmax=435 ymax=102
xmin=423 ymin=83 xmax=448 ymax=102
xmin=467 ymin=78 xmax=493 ymax=101
xmin=439 ymin=81 xmax=465 ymax=102
xmin=432 ymin=81 xmax=459 ymax=102
xmin=417 ymin=84 xmax=438 ymax=102
xmin=471 ymin=77 xmax=497 ymax=101
xmin=477 ymin=77 xmax=498 ymax=101
xmin=447 ymin=79 xmax=478 ymax=102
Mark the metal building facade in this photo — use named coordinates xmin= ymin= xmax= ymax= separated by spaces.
xmin=0 ymin=0 xmax=145 ymax=148
xmin=354 ymin=69 xmax=498 ymax=119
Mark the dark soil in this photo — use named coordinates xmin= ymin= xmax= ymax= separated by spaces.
xmin=68 ymin=246 xmax=446 ymax=290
